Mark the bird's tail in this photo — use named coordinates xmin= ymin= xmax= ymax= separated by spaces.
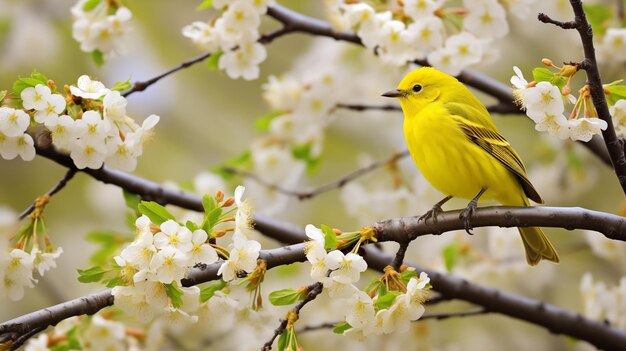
xmin=518 ymin=227 xmax=560 ymax=266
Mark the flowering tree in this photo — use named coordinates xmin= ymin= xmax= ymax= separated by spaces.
xmin=1 ymin=0 xmax=626 ymax=350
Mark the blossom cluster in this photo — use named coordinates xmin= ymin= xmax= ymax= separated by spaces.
xmin=336 ymin=0 xmax=530 ymax=75
xmin=182 ymin=0 xmax=275 ymax=80
xmin=0 ymin=207 xmax=63 ymax=301
xmin=580 ymin=273 xmax=626 ymax=329
xmin=304 ymin=224 xmax=430 ymax=337
xmin=111 ymin=215 xmax=218 ymax=323
xmin=1 ymin=73 xmax=159 ymax=171
xmin=511 ymin=66 xmax=608 ymax=142
xmin=71 ymin=0 xmax=133 ymax=60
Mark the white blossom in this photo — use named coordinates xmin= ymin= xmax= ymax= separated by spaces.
xmin=0 ymin=107 xmax=30 ymax=137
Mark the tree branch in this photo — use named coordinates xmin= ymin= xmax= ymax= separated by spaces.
xmin=538 ymin=1 xmax=626 ymax=194
xmin=18 ymin=168 xmax=77 ymax=220
xmin=263 ymin=282 xmax=324 ymax=350
xmin=221 ymin=150 xmax=410 ymax=200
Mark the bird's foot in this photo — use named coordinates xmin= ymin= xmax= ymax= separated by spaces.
xmin=459 ymin=199 xmax=479 ymax=235
xmin=419 ymin=204 xmax=444 ymax=224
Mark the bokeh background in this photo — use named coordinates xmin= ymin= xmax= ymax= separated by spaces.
xmin=1 ymin=0 xmax=625 ymax=350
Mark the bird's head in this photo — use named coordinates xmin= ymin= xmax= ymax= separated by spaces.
xmin=382 ymin=67 xmax=459 ymax=117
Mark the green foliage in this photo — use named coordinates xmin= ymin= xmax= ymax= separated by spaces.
xmin=207 ymin=50 xmax=223 ymax=70
xmin=442 ymin=242 xmax=461 ymax=272
xmin=291 ymin=143 xmax=320 ymax=174
xmin=138 ymin=201 xmax=176 ymax=225
xmin=122 ymin=190 xmax=141 ymax=214
xmin=583 ymin=3 xmax=612 ymax=36
xmin=605 ymin=84 xmax=626 ymax=105
xmin=374 ymin=290 xmax=400 ymax=310
xmin=165 ymin=283 xmax=185 ymax=308
xmin=51 ymin=327 xmax=81 ymax=351
xmin=269 ymin=288 xmax=306 ymax=306
xmin=320 ymin=224 xmax=337 ymax=250
xmin=201 ymin=194 xmax=223 ymax=233
xmin=82 ymin=0 xmax=102 ymax=11
xmin=532 ymin=67 xmax=567 ymax=90
xmin=200 ymin=279 xmax=227 ymax=302
xmin=212 ymin=150 xmax=252 ymax=179
xmin=92 ymin=50 xmax=105 ymax=66
xmin=333 ymin=321 xmax=352 ymax=334
xmin=399 ymin=268 xmax=418 ymax=284
xmin=277 ymin=327 xmax=299 ymax=351
xmin=255 ymin=111 xmax=284 ymax=131
xmin=111 ymin=79 xmax=132 ymax=92
xmin=86 ymin=230 xmax=128 ymax=265
xmin=77 ymin=266 xmax=106 ymax=283
xmin=196 ymin=0 xmax=213 ymax=11
xmin=12 ymin=70 xmax=49 ymax=95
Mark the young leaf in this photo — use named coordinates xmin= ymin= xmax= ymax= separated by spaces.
xmin=532 ymin=67 xmax=567 ymax=90
xmin=583 ymin=3 xmax=612 ymax=37
xmin=196 ymin=0 xmax=213 ymax=11
xmin=77 ymin=266 xmax=106 ymax=283
xmin=165 ymin=283 xmax=184 ymax=308
xmin=399 ymin=268 xmax=418 ymax=284
xmin=374 ymin=290 xmax=400 ymax=310
xmin=202 ymin=194 xmax=218 ymax=213
xmin=200 ymin=279 xmax=227 ymax=302
xmin=185 ymin=220 xmax=200 ymax=232
xmin=207 ymin=50 xmax=223 ymax=71
xmin=321 ymin=224 xmax=337 ymax=251
xmin=333 ymin=321 xmax=352 ymax=334
xmin=137 ymin=201 xmax=176 ymax=225
xmin=92 ymin=50 xmax=105 ymax=66
xmin=268 ymin=288 xmax=305 ymax=306
xmin=111 ymin=79 xmax=132 ymax=92
xmin=605 ymin=84 xmax=626 ymax=105
xmin=442 ymin=242 xmax=461 ymax=272
xmin=82 ymin=0 xmax=102 ymax=11
xmin=122 ymin=189 xmax=141 ymax=212
xmin=277 ymin=330 xmax=288 ymax=350
xmin=255 ymin=111 xmax=283 ymax=131
xmin=105 ymin=276 xmax=125 ymax=288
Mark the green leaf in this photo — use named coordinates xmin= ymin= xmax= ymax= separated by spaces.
xmin=165 ymin=283 xmax=184 ymax=308
xmin=186 ymin=220 xmax=200 ymax=232
xmin=122 ymin=190 xmax=141 ymax=212
xmin=201 ymin=195 xmax=222 ymax=233
xmin=31 ymin=71 xmax=48 ymax=84
xmin=12 ymin=70 xmax=49 ymax=95
xmin=207 ymin=50 xmax=223 ymax=70
xmin=320 ymin=224 xmax=337 ymax=251
xmin=532 ymin=67 xmax=567 ymax=90
xmin=137 ymin=201 xmax=176 ymax=225
xmin=442 ymin=242 xmax=461 ymax=272
xmin=105 ymin=276 xmax=125 ymax=288
xmin=277 ymin=330 xmax=288 ymax=350
xmin=92 ymin=49 xmax=105 ymax=66
xmin=200 ymin=279 xmax=227 ymax=302
xmin=364 ymin=278 xmax=383 ymax=294
xmin=374 ymin=290 xmax=401 ymax=310
xmin=77 ymin=266 xmax=106 ymax=283
xmin=86 ymin=230 xmax=126 ymax=265
xmin=583 ymin=3 xmax=612 ymax=36
xmin=212 ymin=150 xmax=252 ymax=179
xmin=399 ymin=268 xmax=418 ymax=284
xmin=269 ymin=288 xmax=306 ymax=306
xmin=333 ymin=321 xmax=352 ymax=334
xmin=255 ymin=111 xmax=283 ymax=131
xmin=82 ymin=0 xmax=102 ymax=11
xmin=111 ymin=79 xmax=132 ymax=92
xmin=605 ymin=84 xmax=626 ymax=105
xmin=196 ymin=0 xmax=213 ymax=10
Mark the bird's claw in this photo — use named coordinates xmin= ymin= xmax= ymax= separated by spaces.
xmin=419 ymin=204 xmax=443 ymax=224
xmin=459 ymin=200 xmax=478 ymax=235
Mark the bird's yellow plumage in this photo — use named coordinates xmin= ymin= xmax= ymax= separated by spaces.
xmin=383 ymin=67 xmax=559 ymax=265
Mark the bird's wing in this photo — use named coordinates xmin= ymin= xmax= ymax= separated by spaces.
xmin=450 ymin=114 xmax=544 ymax=204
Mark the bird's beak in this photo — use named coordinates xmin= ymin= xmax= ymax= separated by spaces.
xmin=381 ymin=89 xmax=404 ymax=98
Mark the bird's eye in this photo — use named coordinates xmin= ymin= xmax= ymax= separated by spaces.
xmin=412 ymin=84 xmax=422 ymax=93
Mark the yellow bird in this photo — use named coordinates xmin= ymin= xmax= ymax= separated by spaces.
xmin=382 ymin=67 xmax=559 ymax=266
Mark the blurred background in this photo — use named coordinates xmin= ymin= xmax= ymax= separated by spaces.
xmin=0 ymin=0 xmax=625 ymax=350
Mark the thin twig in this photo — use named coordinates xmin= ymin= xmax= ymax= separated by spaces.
xmin=263 ymin=282 xmax=324 ymax=350
xmin=18 ymin=168 xmax=77 ymax=220
xmin=296 ymin=322 xmax=336 ymax=334
xmin=222 ymin=150 xmax=410 ymax=200
xmin=391 ymin=241 xmax=410 ymax=271
xmin=538 ymin=1 xmax=626 ymax=195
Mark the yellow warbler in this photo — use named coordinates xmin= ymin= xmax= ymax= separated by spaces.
xmin=383 ymin=67 xmax=559 ymax=266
